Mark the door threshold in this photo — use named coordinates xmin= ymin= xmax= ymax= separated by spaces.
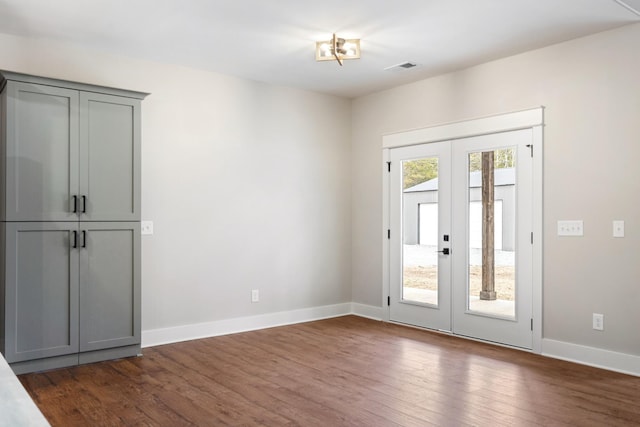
xmin=387 ymin=320 xmax=533 ymax=353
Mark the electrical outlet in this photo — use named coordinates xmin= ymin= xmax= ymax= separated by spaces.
xmin=592 ymin=313 xmax=604 ymax=331
xmin=613 ymin=220 xmax=624 ymax=238
xmin=141 ymin=221 xmax=154 ymax=235
xmin=251 ymin=289 xmax=259 ymax=303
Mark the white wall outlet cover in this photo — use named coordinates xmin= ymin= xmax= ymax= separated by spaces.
xmin=141 ymin=221 xmax=154 ymax=235
xmin=592 ymin=313 xmax=604 ymax=331
xmin=613 ymin=220 xmax=624 ymax=238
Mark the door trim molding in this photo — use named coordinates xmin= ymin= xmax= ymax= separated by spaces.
xmin=382 ymin=107 xmax=544 ymax=353
xmin=382 ymin=107 xmax=544 ymax=149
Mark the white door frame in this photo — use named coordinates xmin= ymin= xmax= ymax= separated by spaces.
xmin=382 ymin=107 xmax=544 ymax=353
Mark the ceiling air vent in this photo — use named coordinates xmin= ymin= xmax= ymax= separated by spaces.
xmin=384 ymin=62 xmax=418 ymax=72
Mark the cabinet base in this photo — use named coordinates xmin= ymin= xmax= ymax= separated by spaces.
xmin=9 ymin=345 xmax=141 ymax=375
xmin=79 ymin=344 xmax=141 ymax=366
xmin=9 ymin=354 xmax=80 ymax=375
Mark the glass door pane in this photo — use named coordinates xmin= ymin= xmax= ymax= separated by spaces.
xmin=389 ymin=140 xmax=452 ymax=332
xmin=466 ymin=148 xmax=516 ymax=318
xmin=402 ymin=157 xmax=439 ymax=306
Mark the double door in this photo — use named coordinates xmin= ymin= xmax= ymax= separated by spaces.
xmin=389 ymin=129 xmax=533 ymax=349
xmin=2 ymin=222 xmax=140 ymax=364
xmin=3 ymin=81 xmax=140 ymax=222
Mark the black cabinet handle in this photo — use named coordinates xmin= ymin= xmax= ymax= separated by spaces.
xmin=82 ymin=195 xmax=87 ymax=214
xmin=72 ymin=195 xmax=78 ymax=213
xmin=72 ymin=230 xmax=78 ymax=248
xmin=82 ymin=230 xmax=87 ymax=248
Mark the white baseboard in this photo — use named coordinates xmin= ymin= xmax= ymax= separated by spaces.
xmin=143 ymin=304 xmax=639 ymax=378
xmin=142 ymin=303 xmax=352 ymax=348
xmin=350 ymin=302 xmax=384 ymax=320
xmin=542 ymin=338 xmax=640 ymax=377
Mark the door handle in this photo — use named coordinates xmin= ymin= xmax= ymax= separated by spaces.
xmin=82 ymin=195 xmax=87 ymax=214
xmin=437 ymin=248 xmax=450 ymax=255
xmin=72 ymin=230 xmax=78 ymax=249
xmin=72 ymin=195 xmax=78 ymax=213
xmin=82 ymin=230 xmax=87 ymax=248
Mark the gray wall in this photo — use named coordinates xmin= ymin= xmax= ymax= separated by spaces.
xmin=352 ymin=23 xmax=640 ymax=356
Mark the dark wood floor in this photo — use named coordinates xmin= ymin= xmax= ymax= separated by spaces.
xmin=19 ymin=316 xmax=640 ymax=426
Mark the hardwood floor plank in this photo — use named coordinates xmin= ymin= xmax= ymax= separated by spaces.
xmin=150 ymin=345 xmax=304 ymax=426
xmin=226 ymin=328 xmax=478 ymax=426
xmin=180 ymin=337 xmax=388 ymax=426
xmin=238 ymin=324 xmax=526 ymax=425
xmin=18 ymin=316 xmax=640 ymax=426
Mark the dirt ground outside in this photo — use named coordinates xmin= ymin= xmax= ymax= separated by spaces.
xmin=403 ymin=265 xmax=515 ymax=301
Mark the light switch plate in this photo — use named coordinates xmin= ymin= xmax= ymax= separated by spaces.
xmin=141 ymin=221 xmax=154 ymax=235
xmin=557 ymin=220 xmax=583 ymax=236
xmin=613 ymin=220 xmax=624 ymax=238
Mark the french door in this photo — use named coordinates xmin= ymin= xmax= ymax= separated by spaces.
xmin=389 ymin=141 xmax=452 ymax=331
xmin=389 ymin=128 xmax=533 ymax=349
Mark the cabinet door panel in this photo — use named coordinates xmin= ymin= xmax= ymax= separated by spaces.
xmin=5 ymin=82 xmax=79 ymax=221
xmin=79 ymin=222 xmax=140 ymax=352
xmin=4 ymin=223 xmax=80 ymax=363
xmin=80 ymin=93 xmax=140 ymax=221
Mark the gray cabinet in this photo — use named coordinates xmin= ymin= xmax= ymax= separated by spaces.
xmin=0 ymin=71 xmax=147 ymax=374
xmin=79 ymin=222 xmax=141 ymax=354
xmin=1 ymin=75 xmax=141 ymax=222
xmin=2 ymin=83 xmax=80 ymax=222
xmin=3 ymin=223 xmax=80 ymax=364
xmin=80 ymin=93 xmax=141 ymax=221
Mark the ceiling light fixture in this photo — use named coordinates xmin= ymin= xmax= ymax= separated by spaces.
xmin=315 ymin=34 xmax=360 ymax=66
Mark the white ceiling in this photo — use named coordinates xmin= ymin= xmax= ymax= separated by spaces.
xmin=0 ymin=0 xmax=638 ymax=98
